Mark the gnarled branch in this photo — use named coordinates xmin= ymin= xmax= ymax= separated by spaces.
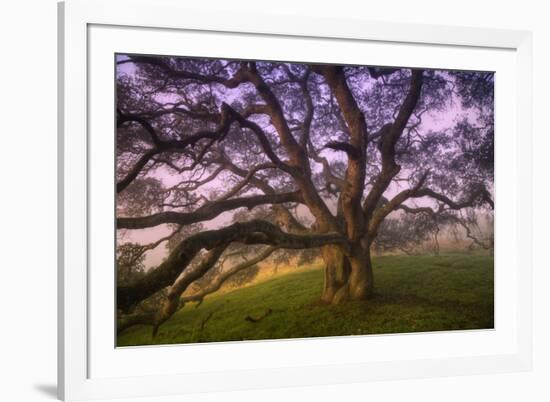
xmin=117 ymin=219 xmax=348 ymax=311
xmin=181 ymin=247 xmax=279 ymax=307
xmin=117 ymin=103 xmax=236 ymax=193
xmin=367 ymin=170 xmax=430 ymax=238
xmin=153 ymin=245 xmax=228 ymax=335
xmin=117 ymin=191 xmax=303 ymax=229
xmin=316 ymin=65 xmax=368 ymax=240
xmin=362 ymin=70 xmax=424 ymax=221
xmin=412 ymin=186 xmax=494 ymax=210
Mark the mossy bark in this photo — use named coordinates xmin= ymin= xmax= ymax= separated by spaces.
xmin=321 ymin=245 xmax=373 ymax=304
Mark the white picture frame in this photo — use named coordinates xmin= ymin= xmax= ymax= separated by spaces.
xmin=58 ymin=0 xmax=533 ymax=400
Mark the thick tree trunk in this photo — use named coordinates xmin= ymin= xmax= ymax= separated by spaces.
xmin=321 ymin=245 xmax=373 ymax=304
xmin=321 ymin=245 xmax=350 ymax=302
xmin=347 ymin=246 xmax=374 ymax=300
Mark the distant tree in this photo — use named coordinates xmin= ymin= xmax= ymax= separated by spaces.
xmin=373 ymin=213 xmax=438 ymax=255
xmin=225 ymin=263 xmax=261 ymax=287
xmin=116 ymin=243 xmax=146 ymax=285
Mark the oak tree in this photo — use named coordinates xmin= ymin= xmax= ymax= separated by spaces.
xmin=115 ymin=55 xmax=493 ymax=333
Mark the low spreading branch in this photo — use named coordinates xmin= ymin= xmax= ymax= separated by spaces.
xmin=117 ymin=220 xmax=348 ymax=311
xmin=153 ymin=245 xmax=228 ymax=335
xmin=180 ymin=246 xmax=279 ymax=307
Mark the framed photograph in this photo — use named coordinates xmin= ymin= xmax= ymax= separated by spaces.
xmin=58 ymin=0 xmax=533 ymax=400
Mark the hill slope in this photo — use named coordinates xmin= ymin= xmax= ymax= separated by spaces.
xmin=117 ymin=254 xmax=494 ymax=346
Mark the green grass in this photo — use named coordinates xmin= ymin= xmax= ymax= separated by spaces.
xmin=117 ymin=253 xmax=494 ymax=346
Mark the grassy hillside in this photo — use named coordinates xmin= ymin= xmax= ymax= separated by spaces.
xmin=117 ymin=254 xmax=494 ymax=346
